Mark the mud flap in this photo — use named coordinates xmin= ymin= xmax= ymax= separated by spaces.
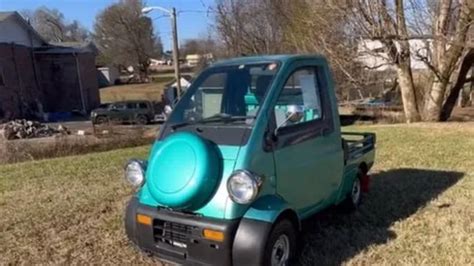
xmin=232 ymin=218 xmax=273 ymax=265
xmin=125 ymin=197 xmax=139 ymax=246
xmin=361 ymin=173 xmax=371 ymax=193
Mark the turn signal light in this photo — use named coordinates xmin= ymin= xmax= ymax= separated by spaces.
xmin=136 ymin=214 xmax=152 ymax=225
xmin=203 ymin=229 xmax=224 ymax=242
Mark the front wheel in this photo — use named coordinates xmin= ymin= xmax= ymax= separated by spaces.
xmin=94 ymin=115 xmax=108 ymax=125
xmin=264 ymin=219 xmax=297 ymax=266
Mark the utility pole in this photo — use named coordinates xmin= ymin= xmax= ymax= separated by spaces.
xmin=142 ymin=6 xmax=182 ymax=100
xmin=171 ymin=7 xmax=182 ymax=99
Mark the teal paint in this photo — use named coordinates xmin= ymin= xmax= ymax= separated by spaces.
xmin=139 ymin=142 xmax=242 ymax=219
xmin=134 ymin=54 xmax=376 ymax=225
xmin=242 ymin=195 xmax=294 ymax=223
xmin=146 ymin=132 xmax=221 ymax=210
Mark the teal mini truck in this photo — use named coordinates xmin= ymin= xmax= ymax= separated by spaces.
xmin=123 ymin=55 xmax=375 ymax=265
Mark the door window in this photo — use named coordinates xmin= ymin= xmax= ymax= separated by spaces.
xmin=126 ymin=103 xmax=136 ymax=109
xmin=274 ymin=67 xmax=323 ymax=129
xmin=112 ymin=103 xmax=126 ymax=110
xmin=138 ymin=102 xmax=148 ymax=109
xmin=188 ymin=72 xmax=227 ymax=119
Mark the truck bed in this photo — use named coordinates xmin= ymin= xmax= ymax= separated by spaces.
xmin=341 ymin=132 xmax=376 ymax=163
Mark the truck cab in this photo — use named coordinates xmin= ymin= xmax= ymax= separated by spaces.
xmin=123 ymin=55 xmax=375 ymax=265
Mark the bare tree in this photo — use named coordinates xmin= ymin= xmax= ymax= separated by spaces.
xmin=93 ymin=0 xmax=162 ymax=81
xmin=214 ymin=0 xmax=366 ymax=98
xmin=270 ymin=0 xmax=375 ymax=99
xmin=215 ymin=0 xmax=286 ymax=55
xmin=21 ymin=7 xmax=89 ymax=42
xmin=344 ymin=0 xmax=473 ymax=122
xmin=420 ymin=0 xmax=472 ymax=121
xmin=215 ymin=0 xmax=473 ymax=122
xmin=334 ymin=0 xmax=422 ymax=122
xmin=440 ymin=48 xmax=474 ymax=120
xmin=180 ymin=37 xmax=218 ymax=56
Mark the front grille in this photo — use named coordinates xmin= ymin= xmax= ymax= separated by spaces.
xmin=153 ymin=219 xmax=196 ymax=248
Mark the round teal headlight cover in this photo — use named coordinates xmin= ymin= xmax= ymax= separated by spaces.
xmin=146 ymin=131 xmax=221 ymax=210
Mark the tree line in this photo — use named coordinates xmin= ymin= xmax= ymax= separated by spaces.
xmin=22 ymin=0 xmax=473 ymax=122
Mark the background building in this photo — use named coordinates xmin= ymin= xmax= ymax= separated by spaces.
xmin=0 ymin=11 xmax=99 ymax=120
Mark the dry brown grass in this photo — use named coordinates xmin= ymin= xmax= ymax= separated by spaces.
xmin=100 ymin=82 xmax=168 ymax=103
xmin=0 ymin=133 xmax=154 ymax=165
xmin=0 ymin=123 xmax=473 ymax=265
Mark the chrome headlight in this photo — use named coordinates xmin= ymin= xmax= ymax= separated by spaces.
xmin=227 ymin=170 xmax=262 ymax=204
xmin=124 ymin=159 xmax=147 ymax=187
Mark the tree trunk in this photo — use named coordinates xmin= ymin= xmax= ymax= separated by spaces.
xmin=424 ymin=79 xmax=448 ymax=121
xmin=425 ymin=0 xmax=472 ymax=121
xmin=396 ymin=63 xmax=421 ymax=123
xmin=440 ymin=49 xmax=474 ymax=121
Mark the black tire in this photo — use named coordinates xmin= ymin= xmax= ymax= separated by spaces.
xmin=341 ymin=171 xmax=363 ymax=211
xmin=263 ymin=219 xmax=297 ymax=266
xmin=94 ymin=115 xmax=108 ymax=124
xmin=135 ymin=115 xmax=148 ymax=125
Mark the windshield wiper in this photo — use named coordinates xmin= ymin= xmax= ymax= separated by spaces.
xmin=171 ymin=113 xmax=256 ymax=130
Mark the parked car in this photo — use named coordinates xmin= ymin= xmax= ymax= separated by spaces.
xmin=357 ymin=98 xmax=393 ymax=108
xmin=91 ymin=100 xmax=156 ymax=125
xmin=122 ymin=55 xmax=376 ymax=265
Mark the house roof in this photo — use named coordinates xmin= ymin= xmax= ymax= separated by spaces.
xmin=49 ymin=41 xmax=99 ymax=54
xmin=0 ymin=11 xmax=47 ymax=45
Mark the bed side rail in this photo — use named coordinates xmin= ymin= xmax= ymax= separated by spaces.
xmin=341 ymin=132 xmax=376 ymax=161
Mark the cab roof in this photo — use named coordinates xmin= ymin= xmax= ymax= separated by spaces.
xmin=211 ymin=54 xmax=326 ymax=67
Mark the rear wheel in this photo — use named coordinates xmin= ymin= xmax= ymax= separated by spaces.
xmin=263 ymin=219 xmax=297 ymax=266
xmin=342 ymin=172 xmax=362 ymax=211
xmin=135 ymin=115 xmax=148 ymax=125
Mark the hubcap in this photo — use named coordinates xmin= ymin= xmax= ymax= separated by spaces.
xmin=271 ymin=234 xmax=290 ymax=266
xmin=351 ymin=178 xmax=361 ymax=204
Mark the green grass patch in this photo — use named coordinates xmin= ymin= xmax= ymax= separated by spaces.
xmin=1 ymin=123 xmax=473 ymax=264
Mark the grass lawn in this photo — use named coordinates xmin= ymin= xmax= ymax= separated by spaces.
xmin=99 ymin=78 xmax=173 ymax=103
xmin=0 ymin=123 xmax=473 ymax=265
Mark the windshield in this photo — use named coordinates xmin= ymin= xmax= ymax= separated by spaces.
xmin=168 ymin=62 xmax=279 ymax=127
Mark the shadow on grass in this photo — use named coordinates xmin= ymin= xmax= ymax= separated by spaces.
xmin=297 ymin=168 xmax=464 ymax=266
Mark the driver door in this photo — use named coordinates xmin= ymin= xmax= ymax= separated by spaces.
xmin=109 ymin=102 xmax=127 ymax=123
xmin=271 ymin=64 xmax=343 ymax=214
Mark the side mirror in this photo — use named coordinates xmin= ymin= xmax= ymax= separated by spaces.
xmin=274 ymin=105 xmax=304 ymax=135
xmin=286 ymin=105 xmax=305 ymax=123
xmin=164 ymin=105 xmax=172 ymax=115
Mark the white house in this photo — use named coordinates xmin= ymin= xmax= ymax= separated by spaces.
xmin=167 ymin=76 xmax=192 ymax=89
xmin=185 ymin=53 xmax=213 ymax=67
xmin=357 ymin=38 xmax=432 ymax=71
xmin=97 ymin=66 xmax=119 ymax=86
xmin=0 ymin=11 xmax=46 ymax=47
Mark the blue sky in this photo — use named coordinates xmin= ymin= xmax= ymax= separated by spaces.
xmin=0 ymin=0 xmax=216 ymax=50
